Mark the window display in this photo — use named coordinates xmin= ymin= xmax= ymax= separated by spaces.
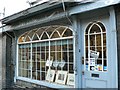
xmin=18 ymin=25 xmax=74 ymax=86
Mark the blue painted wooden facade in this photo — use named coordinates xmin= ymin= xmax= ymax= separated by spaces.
xmin=1 ymin=0 xmax=120 ymax=89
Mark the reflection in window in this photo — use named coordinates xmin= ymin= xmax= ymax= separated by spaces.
xmin=18 ymin=25 xmax=74 ymax=86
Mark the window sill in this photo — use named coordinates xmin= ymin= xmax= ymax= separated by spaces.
xmin=16 ymin=77 xmax=74 ymax=88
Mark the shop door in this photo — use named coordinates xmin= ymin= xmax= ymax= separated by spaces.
xmin=81 ymin=21 xmax=111 ymax=88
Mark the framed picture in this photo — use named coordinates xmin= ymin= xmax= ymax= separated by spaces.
xmin=46 ymin=69 xmax=55 ymax=82
xmin=46 ymin=56 xmax=53 ymax=67
xmin=55 ymin=70 xmax=68 ymax=85
xmin=67 ymin=73 xmax=75 ymax=86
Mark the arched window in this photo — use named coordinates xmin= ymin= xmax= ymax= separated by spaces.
xmin=18 ymin=25 xmax=74 ymax=86
xmin=84 ymin=21 xmax=107 ymax=72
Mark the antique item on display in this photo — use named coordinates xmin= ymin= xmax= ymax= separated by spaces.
xmin=46 ymin=56 xmax=53 ymax=67
xmin=53 ymin=60 xmax=59 ymax=68
xmin=58 ymin=60 xmax=66 ymax=68
xmin=46 ymin=69 xmax=55 ymax=82
xmin=55 ymin=70 xmax=68 ymax=85
xmin=67 ymin=73 xmax=74 ymax=86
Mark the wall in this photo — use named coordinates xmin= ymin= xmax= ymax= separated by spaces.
xmin=2 ymin=32 xmax=15 ymax=89
xmin=0 ymin=28 xmax=2 ymax=89
xmin=115 ymin=5 xmax=120 ymax=89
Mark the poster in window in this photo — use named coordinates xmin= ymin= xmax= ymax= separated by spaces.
xmin=55 ymin=71 xmax=68 ymax=85
xmin=46 ymin=69 xmax=55 ymax=82
xmin=90 ymin=50 xmax=99 ymax=59
xmin=89 ymin=58 xmax=95 ymax=71
xmin=90 ymin=58 xmax=95 ymax=66
xmin=67 ymin=73 xmax=74 ymax=86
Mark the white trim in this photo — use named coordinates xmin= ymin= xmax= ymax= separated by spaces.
xmin=16 ymin=76 xmax=73 ymax=88
xmin=16 ymin=25 xmax=75 ymax=88
xmin=73 ymin=29 xmax=76 ymax=88
xmin=109 ymin=6 xmax=118 ymax=88
xmin=18 ymin=36 xmax=73 ymax=44
xmin=30 ymin=43 xmax=32 ymax=79
xmin=18 ymin=26 xmax=74 ymax=43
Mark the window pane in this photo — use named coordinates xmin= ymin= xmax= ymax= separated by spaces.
xmin=18 ymin=26 xmax=74 ymax=85
xmin=25 ymin=36 xmax=31 ymax=42
xmin=46 ymin=26 xmax=57 ymax=36
xmin=18 ymin=69 xmax=22 ymax=76
xmin=18 ymin=32 xmax=28 ymax=43
xmin=51 ymin=31 xmax=60 ymax=38
xmin=85 ymin=22 xmax=107 ymax=72
xmin=57 ymin=26 xmax=65 ymax=35
xmin=90 ymin=24 xmax=101 ymax=33
xmin=69 ymin=52 xmax=73 ymax=62
xmin=96 ymin=35 xmax=101 ymax=46
xmin=37 ymin=71 xmax=40 ymax=80
xmin=63 ymin=29 xmax=72 ymax=37
xmin=69 ymin=64 xmax=74 ymax=73
xmin=32 ymin=34 xmax=39 ymax=41
xmin=41 ymin=72 xmax=45 ymax=80
xmin=103 ymin=33 xmax=106 ymax=46
xmin=41 ymin=32 xmax=48 ymax=40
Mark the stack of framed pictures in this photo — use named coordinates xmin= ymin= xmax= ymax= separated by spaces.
xmin=46 ymin=69 xmax=74 ymax=86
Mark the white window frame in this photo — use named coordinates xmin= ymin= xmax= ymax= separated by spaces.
xmin=84 ymin=21 xmax=107 ymax=72
xmin=16 ymin=25 xmax=75 ymax=88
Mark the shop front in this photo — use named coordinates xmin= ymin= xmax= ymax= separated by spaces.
xmin=1 ymin=1 xmax=119 ymax=89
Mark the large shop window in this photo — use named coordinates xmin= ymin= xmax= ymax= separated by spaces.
xmin=18 ymin=25 xmax=74 ymax=86
xmin=84 ymin=21 xmax=107 ymax=72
